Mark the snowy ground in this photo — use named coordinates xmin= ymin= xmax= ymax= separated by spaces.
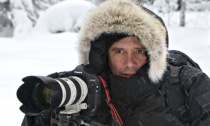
xmin=0 ymin=27 xmax=210 ymax=125
xmin=0 ymin=32 xmax=79 ymax=125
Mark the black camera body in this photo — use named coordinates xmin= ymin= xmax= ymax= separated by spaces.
xmin=17 ymin=65 xmax=102 ymax=125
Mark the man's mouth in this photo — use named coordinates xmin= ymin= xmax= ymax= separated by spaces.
xmin=121 ymin=73 xmax=135 ymax=78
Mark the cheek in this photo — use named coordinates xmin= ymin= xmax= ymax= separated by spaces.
xmin=108 ymin=55 xmax=123 ymax=75
xmin=136 ymin=55 xmax=147 ymax=68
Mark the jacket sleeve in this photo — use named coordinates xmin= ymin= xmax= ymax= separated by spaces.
xmin=180 ymin=66 xmax=210 ymax=126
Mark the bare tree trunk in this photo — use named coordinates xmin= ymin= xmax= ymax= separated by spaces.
xmin=180 ymin=0 xmax=186 ymax=27
xmin=165 ymin=0 xmax=170 ymax=26
xmin=177 ymin=0 xmax=181 ymax=11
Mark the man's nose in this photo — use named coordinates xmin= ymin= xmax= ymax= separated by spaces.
xmin=125 ymin=53 xmax=136 ymax=68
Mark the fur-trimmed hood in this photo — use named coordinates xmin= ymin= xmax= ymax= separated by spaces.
xmin=78 ymin=0 xmax=168 ymax=83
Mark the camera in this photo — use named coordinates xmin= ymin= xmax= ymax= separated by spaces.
xmin=17 ymin=65 xmax=102 ymax=125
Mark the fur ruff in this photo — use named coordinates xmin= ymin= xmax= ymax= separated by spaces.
xmin=78 ymin=0 xmax=168 ymax=83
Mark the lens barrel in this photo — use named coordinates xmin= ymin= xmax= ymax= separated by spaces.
xmin=54 ymin=76 xmax=88 ymax=108
xmin=17 ymin=75 xmax=88 ymax=115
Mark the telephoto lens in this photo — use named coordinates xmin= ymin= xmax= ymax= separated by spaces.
xmin=17 ymin=75 xmax=88 ymax=115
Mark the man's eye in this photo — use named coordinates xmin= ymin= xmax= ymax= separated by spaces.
xmin=114 ymin=49 xmax=124 ymax=54
xmin=136 ymin=49 xmax=146 ymax=54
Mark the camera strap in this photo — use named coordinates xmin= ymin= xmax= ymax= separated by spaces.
xmin=98 ymin=76 xmax=123 ymax=126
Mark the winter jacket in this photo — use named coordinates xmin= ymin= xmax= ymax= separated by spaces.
xmin=108 ymin=50 xmax=210 ymax=126
xmin=20 ymin=0 xmax=210 ymax=126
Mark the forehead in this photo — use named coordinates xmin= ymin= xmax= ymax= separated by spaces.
xmin=109 ymin=36 xmax=144 ymax=48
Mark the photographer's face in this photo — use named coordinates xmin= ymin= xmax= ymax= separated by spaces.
xmin=108 ymin=36 xmax=147 ymax=78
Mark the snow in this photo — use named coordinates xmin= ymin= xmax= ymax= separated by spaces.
xmin=33 ymin=0 xmax=95 ymax=33
xmin=143 ymin=0 xmax=210 ymax=28
xmin=0 ymin=32 xmax=79 ymax=125
xmin=187 ymin=1 xmax=210 ymax=11
xmin=166 ymin=11 xmax=210 ymax=28
xmin=10 ymin=0 xmax=24 ymax=8
xmin=0 ymin=0 xmax=7 ymax=3
xmin=12 ymin=9 xmax=33 ymax=37
xmin=168 ymin=27 xmax=210 ymax=75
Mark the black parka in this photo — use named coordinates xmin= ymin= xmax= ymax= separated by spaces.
xmin=108 ymin=50 xmax=210 ymax=126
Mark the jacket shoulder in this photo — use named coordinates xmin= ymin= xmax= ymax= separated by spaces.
xmin=167 ymin=50 xmax=201 ymax=70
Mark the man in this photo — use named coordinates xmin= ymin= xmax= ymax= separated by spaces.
xmin=20 ymin=0 xmax=210 ymax=125
xmin=78 ymin=0 xmax=210 ymax=125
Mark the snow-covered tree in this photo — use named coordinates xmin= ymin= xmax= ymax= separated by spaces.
xmin=33 ymin=0 xmax=96 ymax=33
xmin=90 ymin=0 xmax=104 ymax=5
xmin=0 ymin=0 xmax=13 ymax=37
xmin=10 ymin=0 xmax=61 ymax=27
xmin=136 ymin=0 xmax=155 ymax=5
xmin=9 ymin=0 xmax=62 ymax=36
xmin=1 ymin=0 xmax=210 ymax=37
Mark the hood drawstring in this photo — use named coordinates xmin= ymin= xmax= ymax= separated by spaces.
xmin=98 ymin=76 xmax=123 ymax=126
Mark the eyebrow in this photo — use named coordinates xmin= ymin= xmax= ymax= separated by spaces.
xmin=136 ymin=47 xmax=146 ymax=50
xmin=111 ymin=47 xmax=123 ymax=51
xmin=110 ymin=47 xmax=146 ymax=51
